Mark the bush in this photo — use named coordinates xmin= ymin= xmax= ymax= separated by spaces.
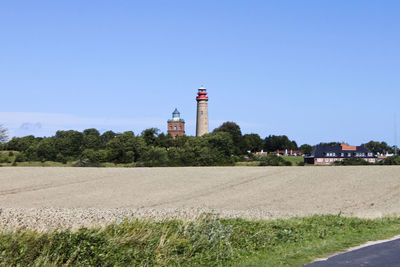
xmin=333 ymin=158 xmax=371 ymax=165
xmin=15 ymin=153 xmax=27 ymax=162
xmin=0 ymin=153 xmax=8 ymax=163
xmin=381 ymin=155 xmax=400 ymax=165
xmin=259 ymin=154 xmax=292 ymax=166
xmin=72 ymin=159 xmax=100 ymax=167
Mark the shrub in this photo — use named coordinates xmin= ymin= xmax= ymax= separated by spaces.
xmin=333 ymin=158 xmax=371 ymax=165
xmin=0 ymin=153 xmax=8 ymax=163
xmin=259 ymin=154 xmax=292 ymax=166
xmin=381 ymin=155 xmax=400 ymax=165
xmin=72 ymin=159 xmax=100 ymax=167
xmin=15 ymin=153 xmax=27 ymax=162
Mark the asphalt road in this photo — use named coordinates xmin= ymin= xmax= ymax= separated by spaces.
xmin=305 ymin=238 xmax=400 ymax=267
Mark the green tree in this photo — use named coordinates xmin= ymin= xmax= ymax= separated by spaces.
xmin=242 ymin=133 xmax=263 ymax=153
xmin=172 ymin=135 xmax=188 ymax=148
xmin=206 ymin=132 xmax=235 ymax=158
xmin=101 ymin=130 xmax=116 ymax=145
xmin=180 ymin=137 xmax=209 ymax=166
xmin=319 ymin=142 xmax=342 ymax=147
xmin=141 ymin=128 xmax=160 ymax=146
xmin=156 ymin=133 xmax=174 ymax=148
xmin=363 ymin=141 xmax=393 ymax=154
xmin=106 ymin=131 xmax=137 ymax=163
xmin=83 ymin=129 xmax=102 ymax=150
xmin=213 ymin=122 xmax=243 ymax=155
xmin=36 ymin=137 xmax=58 ymax=161
xmin=83 ymin=128 xmax=100 ymax=136
xmin=5 ymin=135 xmax=37 ymax=151
xmin=142 ymin=147 xmax=168 ymax=166
xmin=54 ymin=130 xmax=84 ymax=158
xmin=80 ymin=148 xmax=109 ymax=165
xmin=263 ymin=135 xmax=298 ymax=152
xmin=23 ymin=144 xmax=40 ymax=161
xmin=167 ymin=147 xmax=183 ymax=166
xmin=299 ymin=144 xmax=313 ymax=155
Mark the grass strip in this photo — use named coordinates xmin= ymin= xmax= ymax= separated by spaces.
xmin=0 ymin=214 xmax=399 ymax=266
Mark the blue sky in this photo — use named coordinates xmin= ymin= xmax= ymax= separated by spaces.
xmin=1 ymin=1 xmax=399 ymax=145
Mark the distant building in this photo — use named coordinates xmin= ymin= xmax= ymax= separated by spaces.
xmin=304 ymin=143 xmax=377 ymax=165
xmin=167 ymin=108 xmax=185 ymax=138
xmin=271 ymin=149 xmax=303 ymax=156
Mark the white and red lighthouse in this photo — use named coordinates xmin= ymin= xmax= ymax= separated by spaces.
xmin=196 ymin=86 xmax=209 ymax=136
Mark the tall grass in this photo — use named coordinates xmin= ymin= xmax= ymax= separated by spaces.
xmin=1 ymin=214 xmax=400 ymax=266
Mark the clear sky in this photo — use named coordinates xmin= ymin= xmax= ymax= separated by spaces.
xmin=1 ymin=0 xmax=399 ymax=146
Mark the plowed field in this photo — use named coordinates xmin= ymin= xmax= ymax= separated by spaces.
xmin=1 ymin=166 xmax=399 ymax=229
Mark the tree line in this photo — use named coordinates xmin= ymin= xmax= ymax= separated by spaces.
xmin=0 ymin=122 xmax=398 ymax=166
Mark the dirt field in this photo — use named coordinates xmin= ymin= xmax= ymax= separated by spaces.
xmin=0 ymin=166 xmax=399 ymax=230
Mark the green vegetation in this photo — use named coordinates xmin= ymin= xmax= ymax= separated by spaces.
xmin=263 ymin=135 xmax=298 ymax=152
xmin=363 ymin=140 xmax=396 ymax=154
xmin=1 ymin=128 xmax=237 ymax=167
xmin=235 ymin=161 xmax=261 ymax=166
xmin=0 ymin=122 xmax=308 ymax=167
xmin=1 ymin=214 xmax=400 ymax=266
xmin=259 ymin=154 xmax=292 ymax=166
xmin=282 ymin=156 xmax=304 ymax=166
xmin=2 ymin=121 xmax=400 ymax=167
xmin=381 ymin=155 xmax=400 ymax=165
xmin=0 ymin=150 xmax=17 ymax=164
xmin=333 ymin=158 xmax=372 ymax=166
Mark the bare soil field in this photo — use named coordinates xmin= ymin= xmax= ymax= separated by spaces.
xmin=0 ymin=166 xmax=399 ymax=230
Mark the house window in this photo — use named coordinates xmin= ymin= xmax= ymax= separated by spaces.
xmin=174 ymin=126 xmax=177 ymax=130
xmin=341 ymin=153 xmax=344 ymax=157
xmin=368 ymin=153 xmax=372 ymax=156
xmin=348 ymin=153 xmax=351 ymax=157
xmin=325 ymin=159 xmax=329 ymax=163
xmin=317 ymin=158 xmax=323 ymax=163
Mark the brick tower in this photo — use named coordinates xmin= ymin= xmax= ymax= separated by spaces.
xmin=196 ymin=86 xmax=209 ymax=136
xmin=167 ymin=108 xmax=185 ymax=138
